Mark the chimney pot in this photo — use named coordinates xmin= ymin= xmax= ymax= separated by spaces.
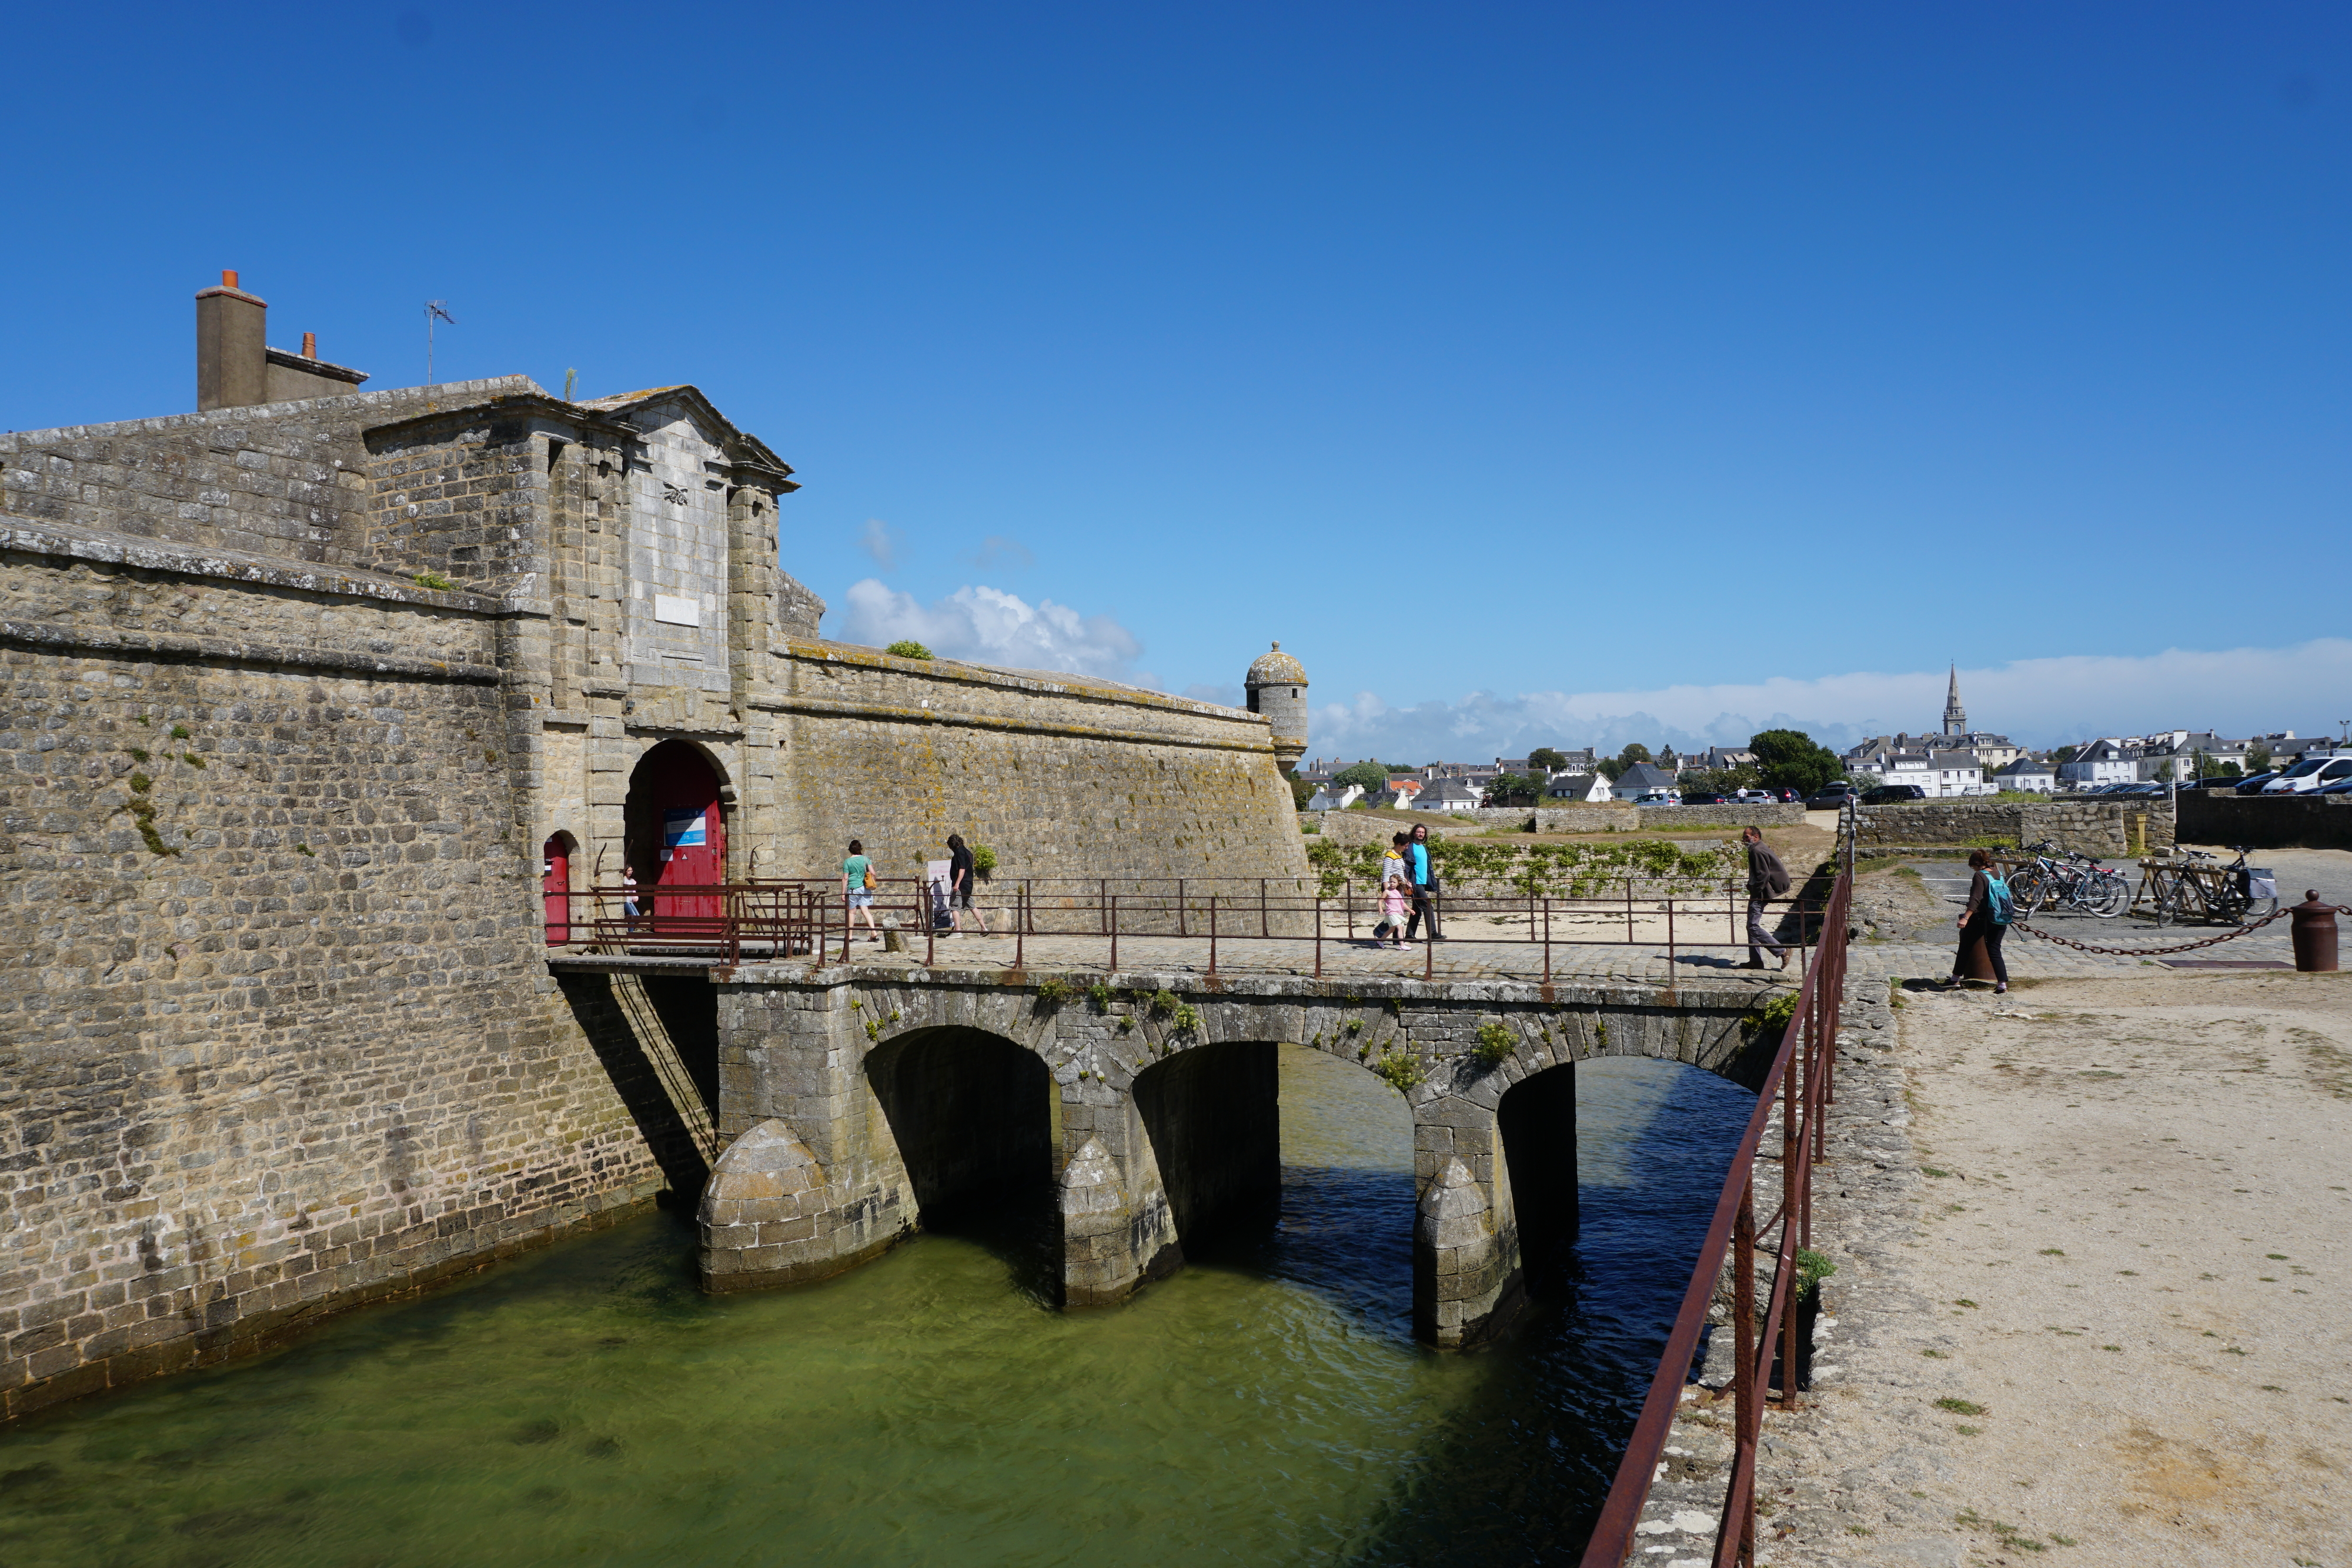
xmin=222 ymin=269 xmax=238 ymax=289
xmin=302 ymin=332 xmax=316 ymax=359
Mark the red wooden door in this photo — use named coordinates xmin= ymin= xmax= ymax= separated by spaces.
xmin=542 ymin=837 xmax=570 ymax=945
xmin=636 ymin=742 xmax=726 ymax=921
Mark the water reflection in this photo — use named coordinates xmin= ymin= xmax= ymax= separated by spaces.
xmin=0 ymin=1047 xmax=1751 ymax=1568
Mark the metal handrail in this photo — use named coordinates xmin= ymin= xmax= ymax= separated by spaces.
xmin=551 ymin=875 xmax=1842 ymax=982
xmin=1577 ymin=862 xmax=1851 ymax=1567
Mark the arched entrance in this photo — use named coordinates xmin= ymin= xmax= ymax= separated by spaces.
xmin=625 ymin=741 xmax=727 ymax=921
xmin=542 ymin=833 xmax=574 ymax=945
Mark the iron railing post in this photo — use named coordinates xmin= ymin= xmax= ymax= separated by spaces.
xmin=1015 ymin=885 xmax=1025 ymax=969
xmin=1109 ymin=894 xmax=1119 ymax=974
xmin=1732 ymin=1179 xmax=1759 ymax=1564
xmin=1208 ymin=895 xmax=1218 ymax=977
xmin=1314 ymin=895 xmax=1323 ymax=978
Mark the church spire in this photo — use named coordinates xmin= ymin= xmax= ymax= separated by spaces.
xmin=1943 ymin=663 xmax=1967 ymax=736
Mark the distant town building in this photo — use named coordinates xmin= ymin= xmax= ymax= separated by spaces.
xmin=1305 ymin=783 xmax=1364 ymax=812
xmin=1546 ymin=772 xmax=1612 ymax=803
xmin=1993 ymin=757 xmax=2056 ymax=793
xmin=1609 ymin=762 xmax=1679 ymax=800
xmin=1413 ymin=780 xmax=1486 ymax=813
xmin=2056 ymin=740 xmax=2138 ymax=788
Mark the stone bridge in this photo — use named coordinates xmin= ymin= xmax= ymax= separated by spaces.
xmin=631 ymin=961 xmax=1782 ymax=1348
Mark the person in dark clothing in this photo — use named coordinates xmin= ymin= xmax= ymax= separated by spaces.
xmin=1741 ymin=825 xmax=1790 ymax=969
xmin=1952 ymin=847 xmax=2010 ymax=993
xmin=1404 ymin=821 xmax=1444 ymax=941
xmin=946 ymin=833 xmax=987 ymax=935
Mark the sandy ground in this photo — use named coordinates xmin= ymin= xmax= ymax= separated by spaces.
xmin=1753 ymin=967 xmax=2352 ymax=1567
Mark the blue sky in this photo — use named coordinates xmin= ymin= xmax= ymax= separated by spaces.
xmin=5 ymin=4 xmax=2346 ymax=757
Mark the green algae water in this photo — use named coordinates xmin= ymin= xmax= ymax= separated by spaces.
xmin=0 ymin=1051 xmax=1750 ymax=1567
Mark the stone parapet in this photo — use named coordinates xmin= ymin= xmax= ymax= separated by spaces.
xmin=1851 ymin=798 xmax=2173 ymax=856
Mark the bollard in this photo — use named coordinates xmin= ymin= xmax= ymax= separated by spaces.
xmin=1955 ymin=923 xmax=1997 ymax=982
xmin=2290 ymin=891 xmax=2341 ymax=972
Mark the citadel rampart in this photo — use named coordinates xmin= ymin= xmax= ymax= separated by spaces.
xmin=1 ymin=340 xmax=1308 ymax=1418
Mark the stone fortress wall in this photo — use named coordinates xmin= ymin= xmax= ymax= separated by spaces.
xmin=1 ymin=339 xmax=1307 ymax=1417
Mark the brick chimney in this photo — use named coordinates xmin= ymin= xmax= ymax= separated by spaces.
xmin=195 ymin=269 xmax=268 ymax=412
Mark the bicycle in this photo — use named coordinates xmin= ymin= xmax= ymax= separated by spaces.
xmin=2006 ymin=841 xmax=2127 ymax=920
xmin=2151 ymin=846 xmax=2277 ymax=927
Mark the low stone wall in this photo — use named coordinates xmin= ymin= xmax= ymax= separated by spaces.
xmin=1852 ymin=799 xmax=2174 ymax=856
xmin=2177 ymin=790 xmax=2352 ymax=851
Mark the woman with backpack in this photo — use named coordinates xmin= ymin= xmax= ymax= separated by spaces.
xmin=843 ymin=838 xmax=881 ymax=944
xmin=1952 ymin=847 xmax=2012 ymax=994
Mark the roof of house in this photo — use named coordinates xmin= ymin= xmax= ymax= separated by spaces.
xmin=1615 ymin=762 xmax=1676 ymax=790
xmin=1548 ymin=773 xmax=1602 ymax=795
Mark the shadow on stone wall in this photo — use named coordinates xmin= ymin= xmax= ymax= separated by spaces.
xmin=558 ymin=973 xmax=718 ymax=1202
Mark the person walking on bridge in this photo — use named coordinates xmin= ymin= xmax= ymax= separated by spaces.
xmin=946 ymin=833 xmax=988 ymax=937
xmin=842 ymin=839 xmax=880 ymax=944
xmin=1741 ymin=825 xmax=1790 ymax=970
xmin=1404 ymin=821 xmax=1444 ymax=942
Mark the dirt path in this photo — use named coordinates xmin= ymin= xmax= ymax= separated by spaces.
xmin=1755 ymin=969 xmax=2352 ymax=1567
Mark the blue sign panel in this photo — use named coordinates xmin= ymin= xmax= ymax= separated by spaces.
xmin=662 ymin=808 xmax=707 ymax=860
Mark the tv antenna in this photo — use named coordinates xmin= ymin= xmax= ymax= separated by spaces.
xmin=425 ymin=300 xmax=456 ymax=385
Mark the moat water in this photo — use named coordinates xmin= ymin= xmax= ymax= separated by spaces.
xmin=0 ymin=1049 xmax=1751 ymax=1567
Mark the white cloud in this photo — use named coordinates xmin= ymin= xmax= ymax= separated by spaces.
xmin=837 ymin=579 xmax=1145 ymax=681
xmin=856 ymin=518 xmax=900 ymax=571
xmin=1306 ymin=640 xmax=2352 ymax=763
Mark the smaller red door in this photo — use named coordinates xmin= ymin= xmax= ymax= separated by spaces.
xmin=542 ymin=837 xmax=570 ymax=944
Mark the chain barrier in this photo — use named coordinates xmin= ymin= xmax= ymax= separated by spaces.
xmin=2010 ymin=904 xmax=2290 ymax=958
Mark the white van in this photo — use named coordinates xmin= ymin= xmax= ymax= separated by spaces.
xmin=2261 ymin=755 xmax=2352 ymax=794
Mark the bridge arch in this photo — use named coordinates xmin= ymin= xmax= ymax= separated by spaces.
xmin=695 ymin=970 xmax=1777 ymax=1344
xmin=863 ymin=1025 xmax=1057 ymax=1241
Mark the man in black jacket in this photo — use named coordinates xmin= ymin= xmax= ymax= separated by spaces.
xmin=1742 ymin=825 xmax=1791 ymax=970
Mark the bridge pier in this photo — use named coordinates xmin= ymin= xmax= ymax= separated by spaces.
xmin=691 ymin=965 xmax=1774 ymax=1345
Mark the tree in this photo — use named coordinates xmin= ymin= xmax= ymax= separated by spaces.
xmin=1598 ymin=743 xmax=1652 ymax=781
xmin=1748 ymin=729 xmax=1842 ymax=796
xmin=1332 ymin=761 xmax=1390 ymax=794
xmin=2247 ymin=741 xmax=2273 ymax=774
xmin=1527 ymin=746 xmax=1568 ymax=773
xmin=1288 ymin=773 xmax=1316 ymax=810
xmin=1486 ymin=771 xmax=1546 ymax=805
xmin=2053 ymin=745 xmax=2079 ymax=765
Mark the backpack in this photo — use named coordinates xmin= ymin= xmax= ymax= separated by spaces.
xmin=1984 ymin=874 xmax=2013 ymax=925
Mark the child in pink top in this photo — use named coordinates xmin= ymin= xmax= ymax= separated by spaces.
xmin=1377 ymin=833 xmax=1412 ymax=948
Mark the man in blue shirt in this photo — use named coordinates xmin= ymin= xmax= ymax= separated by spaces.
xmin=1404 ymin=823 xmax=1444 ymax=941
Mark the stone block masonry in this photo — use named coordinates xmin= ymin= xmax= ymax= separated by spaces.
xmin=1852 ymin=798 xmax=2172 ymax=856
xmin=0 ymin=543 xmax=668 ymax=1421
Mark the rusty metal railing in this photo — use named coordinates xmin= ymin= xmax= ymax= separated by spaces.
xmin=1576 ymin=859 xmax=1852 ymax=1567
xmin=547 ymin=872 xmax=1840 ymax=981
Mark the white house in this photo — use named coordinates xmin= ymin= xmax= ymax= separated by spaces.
xmin=1413 ymin=780 xmax=1486 ymax=813
xmin=1993 ymin=757 xmax=2055 ymax=794
xmin=1609 ymin=762 xmax=1678 ymax=801
xmin=2057 ymin=740 xmax=2138 ymax=789
xmin=1546 ymin=771 xmax=1612 ymax=803
xmin=1305 ymin=783 xmax=1364 ymax=812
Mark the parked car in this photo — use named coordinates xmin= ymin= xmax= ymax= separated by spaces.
xmin=1635 ymin=790 xmax=1678 ymax=805
xmin=2317 ymin=777 xmax=2352 ymax=797
xmin=2261 ymin=757 xmax=2352 ymax=794
xmin=1680 ymin=791 xmax=1731 ymax=805
xmin=1804 ymin=784 xmax=1857 ymax=810
xmin=1860 ymin=784 xmax=1927 ymax=804
xmin=1769 ymin=786 xmax=1803 ymax=803
xmin=2234 ymin=772 xmax=2282 ymax=794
